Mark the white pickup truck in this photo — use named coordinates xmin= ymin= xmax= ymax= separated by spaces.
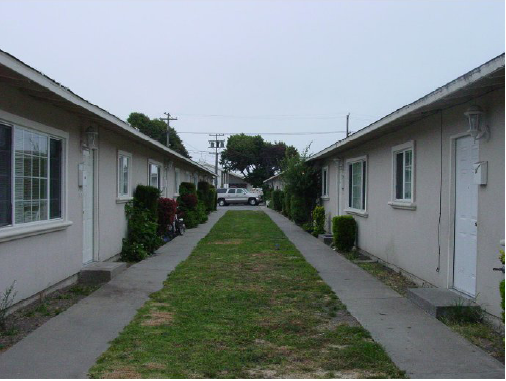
xmin=216 ymin=188 xmax=262 ymax=206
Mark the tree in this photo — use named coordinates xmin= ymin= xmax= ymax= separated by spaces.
xmin=220 ymin=133 xmax=297 ymax=187
xmin=279 ymin=146 xmax=320 ymax=223
xmin=127 ymin=112 xmax=190 ymax=158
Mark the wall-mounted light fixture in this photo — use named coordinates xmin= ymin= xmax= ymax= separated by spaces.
xmin=84 ymin=127 xmax=98 ymax=150
xmin=464 ymin=105 xmax=489 ymax=141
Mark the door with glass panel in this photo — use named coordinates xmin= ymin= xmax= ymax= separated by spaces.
xmin=82 ymin=150 xmax=94 ymax=264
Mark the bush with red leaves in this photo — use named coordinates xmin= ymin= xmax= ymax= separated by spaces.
xmin=180 ymin=193 xmax=198 ymax=209
xmin=158 ymin=198 xmax=178 ymax=235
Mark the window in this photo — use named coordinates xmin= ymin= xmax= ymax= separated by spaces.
xmin=118 ymin=151 xmax=132 ymax=199
xmin=394 ymin=150 xmax=412 ymax=201
xmin=217 ymin=188 xmax=226 ymax=194
xmin=390 ymin=141 xmax=415 ymax=208
xmin=148 ymin=161 xmax=161 ymax=190
xmin=321 ymin=166 xmax=329 ymax=197
xmin=227 ymin=189 xmax=236 ymax=194
xmin=0 ymin=123 xmax=64 ymax=228
xmin=347 ymin=157 xmax=367 ymax=211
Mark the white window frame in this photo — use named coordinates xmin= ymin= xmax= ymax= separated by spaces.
xmin=344 ymin=155 xmax=368 ymax=217
xmin=148 ymin=159 xmax=162 ymax=190
xmin=174 ymin=167 xmax=180 ymax=197
xmin=321 ymin=166 xmax=329 ymax=199
xmin=117 ymin=150 xmax=132 ymax=200
xmin=389 ymin=141 xmax=416 ymax=210
xmin=0 ymin=112 xmax=70 ymax=243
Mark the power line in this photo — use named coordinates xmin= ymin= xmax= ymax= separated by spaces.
xmin=179 ymin=131 xmax=347 ymax=136
xmin=174 ymin=113 xmax=378 ymax=120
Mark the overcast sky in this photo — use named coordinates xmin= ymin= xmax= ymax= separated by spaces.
xmin=1 ymin=0 xmax=504 ymax=164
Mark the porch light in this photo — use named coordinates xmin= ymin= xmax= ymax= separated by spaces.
xmin=85 ymin=127 xmax=98 ymax=150
xmin=464 ymin=105 xmax=489 ymax=140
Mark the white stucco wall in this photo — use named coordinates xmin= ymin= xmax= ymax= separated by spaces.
xmin=0 ymin=82 xmax=212 ymax=305
xmin=320 ymin=90 xmax=504 ymax=317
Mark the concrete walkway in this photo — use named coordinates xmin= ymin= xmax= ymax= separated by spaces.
xmin=0 ymin=210 xmax=225 ymax=379
xmin=264 ymin=208 xmax=505 ymax=379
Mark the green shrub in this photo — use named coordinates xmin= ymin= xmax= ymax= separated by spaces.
xmin=121 ymin=202 xmax=162 ymax=262
xmin=302 ymin=222 xmax=313 ymax=234
xmin=290 ymin=194 xmax=309 ymax=225
xmin=272 ymin=189 xmax=284 ymax=211
xmin=198 ymin=181 xmax=216 ymax=213
xmin=0 ymin=281 xmax=17 ymax=331
xmin=210 ymin=186 xmax=217 ymax=211
xmin=196 ymin=200 xmax=208 ymax=224
xmin=178 ymin=182 xmax=199 ymax=229
xmin=179 ymin=182 xmax=197 ymax=196
xmin=183 ymin=210 xmax=199 ymax=229
xmin=121 ymin=239 xmax=149 ymax=262
xmin=312 ymin=206 xmax=326 ymax=237
xmin=262 ymin=185 xmax=272 ymax=204
xmin=332 ymin=215 xmax=357 ymax=252
xmin=283 ymin=191 xmax=291 ymax=217
xmin=133 ymin=185 xmax=161 ymax=219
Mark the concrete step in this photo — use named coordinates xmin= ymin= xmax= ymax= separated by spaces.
xmin=318 ymin=234 xmax=333 ymax=245
xmin=79 ymin=262 xmax=127 ymax=284
xmin=407 ymin=287 xmax=479 ymax=319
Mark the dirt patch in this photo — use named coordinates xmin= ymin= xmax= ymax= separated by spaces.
xmin=212 ymin=239 xmax=243 ymax=245
xmin=102 ymin=365 xmax=142 ymax=379
xmin=0 ymin=283 xmax=101 ymax=353
xmin=247 ymin=366 xmax=381 ymax=379
xmin=317 ymin=310 xmax=360 ymax=331
xmin=141 ymin=311 xmax=174 ymax=327
xmin=144 ymin=362 xmax=166 ymax=370
xmin=150 ymin=302 xmax=171 ymax=308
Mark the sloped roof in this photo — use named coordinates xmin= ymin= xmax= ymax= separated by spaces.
xmin=263 ymin=173 xmax=283 ymax=183
xmin=0 ymin=49 xmax=215 ymax=176
xmin=309 ymin=54 xmax=505 ymax=161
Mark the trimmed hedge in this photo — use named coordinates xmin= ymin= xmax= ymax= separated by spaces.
xmin=179 ymin=182 xmax=197 ymax=197
xmin=272 ymin=189 xmax=284 ymax=211
xmin=332 ymin=215 xmax=357 ymax=252
xmin=178 ymin=182 xmax=199 ymax=229
xmin=182 ymin=210 xmax=199 ymax=229
xmin=290 ymin=194 xmax=308 ymax=225
xmin=133 ymin=184 xmax=161 ymax=219
xmin=312 ymin=206 xmax=325 ymax=237
xmin=283 ymin=191 xmax=291 ymax=217
xmin=198 ymin=181 xmax=216 ymax=213
xmin=196 ymin=200 xmax=208 ymax=223
xmin=210 ymin=185 xmax=217 ymax=211
xmin=121 ymin=202 xmax=162 ymax=262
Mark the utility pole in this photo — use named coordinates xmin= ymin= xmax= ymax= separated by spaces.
xmin=208 ymin=133 xmax=225 ymax=186
xmin=346 ymin=113 xmax=350 ymax=137
xmin=161 ymin=112 xmax=178 ymax=148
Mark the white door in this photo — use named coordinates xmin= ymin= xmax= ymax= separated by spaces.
xmin=453 ymin=136 xmax=479 ymax=296
xmin=82 ymin=150 xmax=94 ymax=264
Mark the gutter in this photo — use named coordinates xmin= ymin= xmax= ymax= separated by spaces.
xmin=309 ymin=53 xmax=505 ymax=161
xmin=0 ymin=49 xmax=215 ymax=177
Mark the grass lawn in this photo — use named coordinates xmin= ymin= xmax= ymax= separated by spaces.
xmin=89 ymin=211 xmax=403 ymax=378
